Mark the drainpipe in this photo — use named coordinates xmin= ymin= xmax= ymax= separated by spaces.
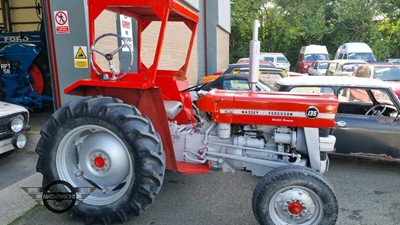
xmin=203 ymin=0 xmax=208 ymax=75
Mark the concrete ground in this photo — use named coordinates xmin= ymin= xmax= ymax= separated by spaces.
xmin=0 ymin=111 xmax=51 ymax=225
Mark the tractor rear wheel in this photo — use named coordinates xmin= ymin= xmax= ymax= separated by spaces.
xmin=29 ymin=53 xmax=52 ymax=96
xmin=36 ymin=96 xmax=165 ymax=224
xmin=252 ymin=165 xmax=338 ymax=225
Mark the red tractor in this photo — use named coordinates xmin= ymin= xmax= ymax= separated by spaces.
xmin=36 ymin=0 xmax=339 ymax=224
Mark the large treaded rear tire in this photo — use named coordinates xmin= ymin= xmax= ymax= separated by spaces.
xmin=36 ymin=96 xmax=165 ymax=224
xmin=252 ymin=165 xmax=338 ymax=225
xmin=29 ymin=53 xmax=52 ymax=96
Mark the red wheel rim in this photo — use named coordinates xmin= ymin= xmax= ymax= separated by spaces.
xmin=29 ymin=64 xmax=44 ymax=94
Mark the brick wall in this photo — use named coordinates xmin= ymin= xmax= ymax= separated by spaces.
xmin=142 ymin=22 xmax=198 ymax=85
xmin=93 ymin=11 xmax=120 ymax=72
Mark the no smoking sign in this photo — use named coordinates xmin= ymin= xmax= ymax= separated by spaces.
xmin=54 ymin=10 xmax=70 ymax=34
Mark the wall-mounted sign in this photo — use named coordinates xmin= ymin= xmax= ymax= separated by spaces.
xmin=54 ymin=10 xmax=70 ymax=34
xmin=73 ymin=46 xmax=88 ymax=68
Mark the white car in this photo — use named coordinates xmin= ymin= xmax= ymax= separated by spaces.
xmin=259 ymin=52 xmax=291 ymax=72
xmin=0 ymin=101 xmax=30 ymax=156
xmin=308 ymin=60 xmax=329 ymax=76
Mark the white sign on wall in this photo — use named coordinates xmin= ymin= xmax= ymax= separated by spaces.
xmin=54 ymin=10 xmax=70 ymax=34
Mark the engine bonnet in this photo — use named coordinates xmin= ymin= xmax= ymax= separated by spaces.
xmin=196 ymin=89 xmax=338 ymax=128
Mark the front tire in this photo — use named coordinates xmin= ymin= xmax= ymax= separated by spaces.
xmin=36 ymin=96 xmax=165 ymax=224
xmin=252 ymin=165 xmax=338 ymax=225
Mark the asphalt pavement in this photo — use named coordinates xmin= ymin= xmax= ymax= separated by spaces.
xmin=3 ymin=156 xmax=400 ymax=225
xmin=1 ymin=111 xmax=400 ymax=225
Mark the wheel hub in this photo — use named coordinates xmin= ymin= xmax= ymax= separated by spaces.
xmin=288 ymin=201 xmax=303 ymax=215
xmin=273 ymin=187 xmax=317 ymax=223
xmin=78 ymin=131 xmax=131 ymax=187
xmin=91 ymin=153 xmax=110 ymax=171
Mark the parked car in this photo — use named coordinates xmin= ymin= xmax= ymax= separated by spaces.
xmin=334 ymin=42 xmax=376 ymax=62
xmin=201 ymin=63 xmax=286 ymax=83
xmin=308 ymin=60 xmax=329 ymax=76
xmin=296 ymin=45 xmax=329 ymax=73
xmin=189 ymin=74 xmax=274 ymax=101
xmin=326 ymin=59 xmax=367 ymax=76
xmin=386 ymin=58 xmax=400 ymax=63
xmin=352 ymin=62 xmax=400 ymax=98
xmin=0 ymin=101 xmax=30 ymax=156
xmin=259 ymin=52 xmax=290 ymax=72
xmin=236 ymin=58 xmax=276 ymax=67
xmin=271 ymin=75 xmax=400 ymax=161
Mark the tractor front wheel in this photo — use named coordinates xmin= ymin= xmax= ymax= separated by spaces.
xmin=252 ymin=165 xmax=338 ymax=225
xmin=36 ymin=96 xmax=165 ymax=224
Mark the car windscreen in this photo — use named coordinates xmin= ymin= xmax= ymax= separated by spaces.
xmin=318 ymin=62 xmax=329 ymax=69
xmin=304 ymin=54 xmax=329 ymax=61
xmin=348 ymin=53 xmax=376 ymax=62
xmin=343 ymin=63 xmax=363 ymax=72
xmin=277 ymin=57 xmax=288 ymax=63
xmin=374 ymin=67 xmax=400 ymax=81
xmin=286 ymin=86 xmax=334 ymax=94
xmin=263 ymin=57 xmax=274 ymax=62
xmin=222 ymin=79 xmax=250 ymax=90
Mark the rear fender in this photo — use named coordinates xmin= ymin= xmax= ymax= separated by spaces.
xmin=0 ymin=43 xmax=41 ymax=71
xmin=65 ymin=83 xmax=178 ymax=171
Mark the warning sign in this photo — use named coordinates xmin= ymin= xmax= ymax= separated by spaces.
xmin=54 ymin=10 xmax=70 ymax=34
xmin=75 ymin=47 xmax=87 ymax=59
xmin=73 ymin=46 xmax=88 ymax=68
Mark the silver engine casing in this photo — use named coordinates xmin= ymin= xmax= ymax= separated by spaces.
xmin=170 ymin=121 xmax=335 ymax=176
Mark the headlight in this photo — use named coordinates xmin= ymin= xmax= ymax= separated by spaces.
xmin=12 ymin=134 xmax=27 ymax=149
xmin=10 ymin=117 xmax=24 ymax=132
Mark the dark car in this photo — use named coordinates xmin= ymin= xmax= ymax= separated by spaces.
xmin=189 ymin=74 xmax=275 ymax=102
xmin=200 ymin=74 xmax=273 ymax=92
xmin=201 ymin=62 xmax=281 ymax=83
xmin=272 ymin=76 xmax=400 ymax=161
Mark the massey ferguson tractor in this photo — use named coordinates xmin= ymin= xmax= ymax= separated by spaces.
xmin=36 ymin=0 xmax=339 ymax=224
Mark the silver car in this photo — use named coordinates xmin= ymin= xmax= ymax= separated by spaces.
xmin=0 ymin=101 xmax=30 ymax=156
xmin=308 ymin=60 xmax=329 ymax=76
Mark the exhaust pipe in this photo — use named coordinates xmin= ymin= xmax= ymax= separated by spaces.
xmin=249 ymin=20 xmax=260 ymax=92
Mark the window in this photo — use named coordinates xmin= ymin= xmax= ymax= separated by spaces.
xmin=222 ymin=80 xmax=250 ymax=90
xmin=318 ymin=62 xmax=328 ymax=69
xmin=374 ymin=67 xmax=400 ymax=81
xmin=353 ymin=66 xmax=365 ymax=77
xmin=364 ymin=67 xmax=372 ymax=78
xmin=289 ymin=87 xmax=334 ymax=94
xmin=259 ymin=73 xmax=283 ymax=84
xmin=277 ymin=57 xmax=288 ymax=63
xmin=263 ymin=57 xmax=275 ymax=62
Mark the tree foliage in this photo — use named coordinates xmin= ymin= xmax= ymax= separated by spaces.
xmin=230 ymin=0 xmax=400 ymax=68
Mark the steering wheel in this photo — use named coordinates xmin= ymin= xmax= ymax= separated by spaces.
xmin=365 ymin=103 xmax=398 ymax=116
xmin=90 ymin=33 xmax=134 ymax=80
